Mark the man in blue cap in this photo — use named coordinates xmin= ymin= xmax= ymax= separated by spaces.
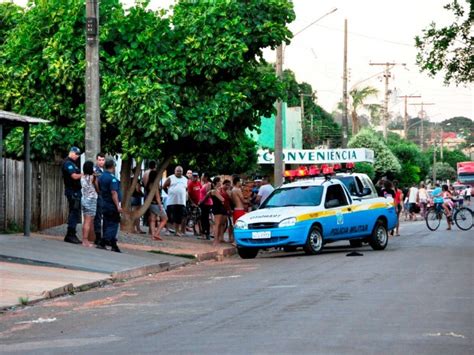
xmin=97 ymin=158 xmax=122 ymax=252
xmin=61 ymin=146 xmax=82 ymax=244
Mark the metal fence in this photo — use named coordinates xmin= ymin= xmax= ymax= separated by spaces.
xmin=1 ymin=158 xmax=67 ymax=231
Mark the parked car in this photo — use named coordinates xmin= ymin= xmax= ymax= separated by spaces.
xmin=234 ymin=175 xmax=397 ymax=259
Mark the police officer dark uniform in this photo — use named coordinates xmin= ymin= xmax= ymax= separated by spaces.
xmin=97 ymin=158 xmax=122 ymax=253
xmin=93 ymin=153 xmax=106 ymax=245
xmin=62 ymin=146 xmax=82 ymax=244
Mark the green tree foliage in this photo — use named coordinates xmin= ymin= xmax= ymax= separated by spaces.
xmin=348 ymin=86 xmax=379 ymax=135
xmin=0 ymin=2 xmax=22 ymax=45
xmin=354 ymin=162 xmax=375 ymax=180
xmin=423 ymin=147 xmax=469 ymax=171
xmin=0 ymin=0 xmax=295 ymax=230
xmin=1 ymin=0 xmax=295 ymax=162
xmin=348 ymin=129 xmax=401 ymax=178
xmin=281 ymin=69 xmax=341 ymax=148
xmin=429 ymin=162 xmax=457 ymax=182
xmin=387 ymin=135 xmax=429 ymax=186
xmin=415 ymin=0 xmax=473 ymax=85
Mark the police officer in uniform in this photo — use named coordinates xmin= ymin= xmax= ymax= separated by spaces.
xmin=62 ymin=146 xmax=82 ymax=244
xmin=97 ymin=158 xmax=122 ymax=252
xmin=93 ymin=153 xmax=106 ymax=245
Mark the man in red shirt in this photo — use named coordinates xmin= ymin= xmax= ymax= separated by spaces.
xmin=188 ymin=172 xmax=202 ymax=235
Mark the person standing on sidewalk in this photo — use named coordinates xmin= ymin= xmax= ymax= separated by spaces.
xmin=163 ymin=166 xmax=188 ymax=237
xmin=407 ymin=183 xmax=419 ymax=221
xmin=93 ymin=153 xmax=105 ymax=245
xmin=97 ymin=159 xmax=122 ymax=253
xmin=188 ymin=172 xmax=202 ymax=236
xmin=255 ymin=176 xmax=274 ymax=207
xmin=199 ymin=172 xmax=213 ymax=239
xmin=231 ymin=176 xmax=248 ymax=224
xmin=61 ymin=146 xmax=82 ymax=244
xmin=81 ymin=161 xmax=98 ymax=247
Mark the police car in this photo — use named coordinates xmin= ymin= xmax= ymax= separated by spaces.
xmin=234 ymin=175 xmax=397 ymax=259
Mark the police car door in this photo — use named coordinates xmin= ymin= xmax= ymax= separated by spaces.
xmin=323 ymin=184 xmax=356 ymax=240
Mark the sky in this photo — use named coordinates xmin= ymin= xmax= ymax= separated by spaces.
xmin=9 ymin=0 xmax=474 ymax=123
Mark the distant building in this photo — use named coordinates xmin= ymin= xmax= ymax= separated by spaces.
xmin=248 ymin=103 xmax=303 ymax=149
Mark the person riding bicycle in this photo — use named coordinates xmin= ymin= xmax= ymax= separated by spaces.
xmin=441 ymin=184 xmax=454 ymax=230
xmin=430 ymin=184 xmax=452 ymax=230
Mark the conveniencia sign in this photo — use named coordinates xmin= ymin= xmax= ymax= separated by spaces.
xmin=258 ymin=148 xmax=374 ymax=164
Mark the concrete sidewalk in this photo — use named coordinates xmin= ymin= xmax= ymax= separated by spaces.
xmin=0 ymin=230 xmax=236 ymax=311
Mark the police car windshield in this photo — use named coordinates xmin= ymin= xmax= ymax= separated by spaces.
xmin=261 ymin=186 xmax=323 ymax=208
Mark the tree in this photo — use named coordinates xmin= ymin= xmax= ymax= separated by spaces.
xmin=0 ymin=2 xmax=22 ymax=46
xmin=429 ymin=162 xmax=457 ymax=182
xmin=387 ymin=136 xmax=430 ymax=186
xmin=348 ymin=128 xmax=401 ymax=179
xmin=354 ymin=162 xmax=375 ymax=180
xmin=1 ymin=0 xmax=296 ymax=231
xmin=423 ymin=147 xmax=469 ymax=171
xmin=348 ymin=86 xmax=379 ymax=135
xmin=415 ymin=0 xmax=473 ymax=85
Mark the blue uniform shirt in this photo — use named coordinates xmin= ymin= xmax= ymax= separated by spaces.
xmin=62 ymin=158 xmax=81 ymax=191
xmin=99 ymin=171 xmax=121 ymax=211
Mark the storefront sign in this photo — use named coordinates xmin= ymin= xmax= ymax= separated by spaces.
xmin=257 ymin=148 xmax=374 ymax=164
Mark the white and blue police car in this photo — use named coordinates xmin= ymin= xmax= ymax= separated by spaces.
xmin=234 ymin=175 xmax=396 ymax=259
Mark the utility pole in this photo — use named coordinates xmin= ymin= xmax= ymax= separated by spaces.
xmin=409 ymin=102 xmax=435 ymax=151
xmin=274 ymin=45 xmax=284 ymax=186
xmin=342 ymin=18 xmax=349 ymax=148
xmin=369 ymin=62 xmax=406 ymax=139
xmin=397 ymin=95 xmax=421 ymax=138
xmin=85 ymin=0 xmax=100 ymax=161
xmin=440 ymin=126 xmax=444 ymax=161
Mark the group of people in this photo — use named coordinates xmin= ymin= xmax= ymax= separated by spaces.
xmin=137 ymin=164 xmax=275 ymax=246
xmin=376 ymin=177 xmax=472 ymax=233
xmin=62 ymin=148 xmax=276 ymax=251
xmin=62 ymin=147 xmax=122 ymax=252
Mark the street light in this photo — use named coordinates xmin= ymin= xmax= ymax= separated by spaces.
xmin=274 ymin=8 xmax=338 ymax=186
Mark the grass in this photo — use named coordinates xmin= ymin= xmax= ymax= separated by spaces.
xmin=18 ymin=296 xmax=29 ymax=305
xmin=148 ymin=250 xmax=196 ymax=260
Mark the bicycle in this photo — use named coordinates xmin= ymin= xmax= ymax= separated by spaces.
xmin=425 ymin=201 xmax=473 ymax=231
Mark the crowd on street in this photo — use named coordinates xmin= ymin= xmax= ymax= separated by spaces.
xmin=375 ymin=177 xmax=472 ymax=234
xmin=61 ymin=147 xmax=275 ymax=253
xmin=61 ymin=146 xmax=472 ymax=252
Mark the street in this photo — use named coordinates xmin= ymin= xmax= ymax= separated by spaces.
xmin=1 ymin=220 xmax=472 ymax=355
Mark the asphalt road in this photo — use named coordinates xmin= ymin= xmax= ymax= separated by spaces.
xmin=1 ymin=220 xmax=472 ymax=354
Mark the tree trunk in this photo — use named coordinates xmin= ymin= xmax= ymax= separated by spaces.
xmin=351 ymin=110 xmax=359 ymax=135
xmin=120 ymin=156 xmax=171 ymax=233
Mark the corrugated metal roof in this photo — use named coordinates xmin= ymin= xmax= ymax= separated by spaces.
xmin=0 ymin=110 xmax=49 ymax=124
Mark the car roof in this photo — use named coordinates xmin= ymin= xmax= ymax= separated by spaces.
xmin=281 ymin=178 xmax=342 ymax=189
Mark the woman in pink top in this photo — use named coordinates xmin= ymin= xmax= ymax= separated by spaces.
xmin=199 ymin=173 xmax=213 ymax=239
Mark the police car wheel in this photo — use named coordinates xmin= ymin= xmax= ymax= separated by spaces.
xmin=237 ymin=248 xmax=259 ymax=259
xmin=369 ymin=220 xmax=388 ymax=250
xmin=303 ymin=225 xmax=323 ymax=255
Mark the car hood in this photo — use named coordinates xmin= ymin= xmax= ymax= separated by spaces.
xmin=239 ymin=206 xmax=319 ymax=224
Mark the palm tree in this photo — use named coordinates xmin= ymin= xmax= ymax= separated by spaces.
xmin=349 ymin=86 xmax=379 ymax=135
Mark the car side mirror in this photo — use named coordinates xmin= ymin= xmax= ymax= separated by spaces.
xmin=360 ymin=187 xmax=372 ymax=197
xmin=325 ymin=199 xmax=340 ymax=208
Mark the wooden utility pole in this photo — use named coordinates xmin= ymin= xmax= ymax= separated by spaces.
xmin=409 ymin=102 xmax=435 ymax=151
xmin=397 ymin=95 xmax=421 ymax=138
xmin=369 ymin=62 xmax=406 ymax=139
xmin=274 ymin=45 xmax=284 ymax=186
xmin=342 ymin=19 xmax=349 ymax=148
xmin=85 ymin=0 xmax=100 ymax=161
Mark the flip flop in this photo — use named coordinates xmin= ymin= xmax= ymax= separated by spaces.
xmin=152 ymin=235 xmax=163 ymax=241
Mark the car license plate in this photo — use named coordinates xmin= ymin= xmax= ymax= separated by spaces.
xmin=252 ymin=231 xmax=271 ymax=239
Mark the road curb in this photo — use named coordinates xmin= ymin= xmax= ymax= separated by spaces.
xmin=0 ymin=247 xmax=236 ymax=312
